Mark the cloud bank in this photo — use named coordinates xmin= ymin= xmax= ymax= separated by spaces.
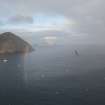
xmin=0 ymin=0 xmax=105 ymax=39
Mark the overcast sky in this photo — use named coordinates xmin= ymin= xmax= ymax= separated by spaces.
xmin=0 ymin=0 xmax=105 ymax=42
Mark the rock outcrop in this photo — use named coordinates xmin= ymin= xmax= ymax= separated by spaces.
xmin=0 ymin=32 xmax=33 ymax=54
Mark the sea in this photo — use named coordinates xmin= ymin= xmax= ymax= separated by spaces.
xmin=0 ymin=31 xmax=105 ymax=105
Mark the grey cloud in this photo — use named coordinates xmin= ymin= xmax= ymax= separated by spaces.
xmin=69 ymin=0 xmax=105 ymax=35
xmin=0 ymin=0 xmax=90 ymax=16
xmin=8 ymin=15 xmax=34 ymax=24
xmin=0 ymin=0 xmax=105 ymax=39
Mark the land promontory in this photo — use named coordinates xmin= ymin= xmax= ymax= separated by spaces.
xmin=0 ymin=32 xmax=33 ymax=54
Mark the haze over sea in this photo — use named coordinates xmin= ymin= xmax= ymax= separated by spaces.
xmin=0 ymin=31 xmax=105 ymax=105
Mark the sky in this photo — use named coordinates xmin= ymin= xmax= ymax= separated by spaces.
xmin=0 ymin=0 xmax=105 ymax=42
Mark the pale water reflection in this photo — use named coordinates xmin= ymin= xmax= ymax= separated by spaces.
xmin=0 ymin=54 xmax=25 ymax=104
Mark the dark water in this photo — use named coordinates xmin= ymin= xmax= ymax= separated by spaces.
xmin=0 ymin=41 xmax=105 ymax=105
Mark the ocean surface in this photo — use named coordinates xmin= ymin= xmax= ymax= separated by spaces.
xmin=0 ymin=32 xmax=105 ymax=105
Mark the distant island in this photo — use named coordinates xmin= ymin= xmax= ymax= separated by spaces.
xmin=0 ymin=32 xmax=33 ymax=54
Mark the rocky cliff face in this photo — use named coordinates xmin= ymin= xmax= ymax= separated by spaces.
xmin=0 ymin=32 xmax=33 ymax=54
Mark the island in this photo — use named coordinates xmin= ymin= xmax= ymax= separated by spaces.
xmin=0 ymin=32 xmax=33 ymax=54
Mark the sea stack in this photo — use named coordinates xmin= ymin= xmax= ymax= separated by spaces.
xmin=0 ymin=32 xmax=33 ymax=54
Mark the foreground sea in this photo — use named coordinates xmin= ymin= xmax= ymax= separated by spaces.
xmin=0 ymin=31 xmax=105 ymax=105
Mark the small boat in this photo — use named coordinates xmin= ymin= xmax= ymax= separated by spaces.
xmin=0 ymin=59 xmax=8 ymax=63
xmin=3 ymin=59 xmax=8 ymax=63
